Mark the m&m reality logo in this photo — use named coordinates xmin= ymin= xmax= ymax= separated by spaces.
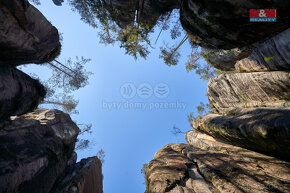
xmin=249 ymin=9 xmax=277 ymax=22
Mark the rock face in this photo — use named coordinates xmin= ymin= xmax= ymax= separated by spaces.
xmin=102 ymin=0 xmax=169 ymax=29
xmin=152 ymin=0 xmax=179 ymax=12
xmin=205 ymin=46 xmax=253 ymax=71
xmin=192 ymin=108 xmax=290 ymax=161
xmin=0 ymin=0 xmax=61 ymax=65
xmin=52 ymin=157 xmax=103 ymax=193
xmin=0 ymin=109 xmax=79 ymax=193
xmin=207 ymin=71 xmax=290 ymax=114
xmin=145 ymin=140 xmax=290 ymax=193
xmin=180 ymin=0 xmax=290 ymax=49
xmin=146 ymin=27 xmax=290 ymax=193
xmin=0 ymin=64 xmax=46 ymax=121
xmin=235 ymin=28 xmax=290 ymax=72
xmin=0 ymin=0 xmax=103 ymax=192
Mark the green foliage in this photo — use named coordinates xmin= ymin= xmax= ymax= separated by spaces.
xmin=75 ymin=123 xmax=94 ymax=151
xmin=187 ymin=102 xmax=212 ymax=127
xmin=43 ymin=92 xmax=79 ymax=114
xmin=47 ymin=57 xmax=92 ymax=93
xmin=196 ymin=102 xmax=211 ymax=116
xmin=75 ymin=123 xmax=93 ymax=150
xmin=141 ymin=163 xmax=148 ymax=184
xmin=159 ymin=44 xmax=181 ymax=66
xmin=159 ymin=35 xmax=188 ymax=66
xmin=75 ymin=139 xmax=90 ymax=150
xmin=118 ymin=25 xmax=151 ymax=59
xmin=187 ymin=112 xmax=194 ymax=127
xmin=186 ymin=49 xmax=217 ymax=81
xmin=171 ymin=125 xmax=184 ymax=136
xmin=97 ymin=149 xmax=105 ymax=164
xmin=78 ymin=124 xmax=93 ymax=135
xmin=170 ymin=18 xmax=182 ymax=40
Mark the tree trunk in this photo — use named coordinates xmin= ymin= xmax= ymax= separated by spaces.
xmin=155 ymin=12 xmax=172 ymax=44
xmin=43 ymin=100 xmax=66 ymax=106
xmin=168 ymin=35 xmax=188 ymax=59
xmin=53 ymin=59 xmax=77 ymax=74
xmin=47 ymin=62 xmax=73 ymax=77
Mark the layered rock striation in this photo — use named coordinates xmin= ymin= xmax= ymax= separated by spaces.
xmin=235 ymin=28 xmax=290 ymax=73
xmin=52 ymin=156 xmax=103 ymax=193
xmin=207 ymin=71 xmax=290 ymax=114
xmin=0 ymin=109 xmax=79 ymax=193
xmin=192 ymin=108 xmax=290 ymax=161
xmin=146 ymin=20 xmax=290 ymax=193
xmin=180 ymin=0 xmax=290 ymax=49
xmin=0 ymin=1 xmax=103 ymax=192
xmin=0 ymin=109 xmax=103 ymax=193
xmin=145 ymin=137 xmax=290 ymax=193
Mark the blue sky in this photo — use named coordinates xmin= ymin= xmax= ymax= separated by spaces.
xmin=24 ymin=1 xmax=209 ymax=192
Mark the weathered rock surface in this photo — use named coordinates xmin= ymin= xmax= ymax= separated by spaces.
xmin=103 ymin=0 xmax=162 ymax=29
xmin=146 ymin=142 xmax=290 ymax=193
xmin=0 ymin=0 xmax=61 ymax=65
xmin=0 ymin=109 xmax=79 ymax=193
xmin=152 ymin=0 xmax=179 ymax=12
xmin=0 ymin=64 xmax=46 ymax=121
xmin=192 ymin=108 xmax=290 ymax=161
xmin=180 ymin=0 xmax=290 ymax=49
xmin=52 ymin=156 xmax=103 ymax=193
xmin=205 ymin=46 xmax=253 ymax=71
xmin=207 ymin=71 xmax=290 ymax=114
xmin=235 ymin=28 xmax=290 ymax=72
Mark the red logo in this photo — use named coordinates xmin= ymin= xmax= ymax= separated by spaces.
xmin=250 ymin=9 xmax=276 ymax=18
xmin=249 ymin=9 xmax=276 ymax=22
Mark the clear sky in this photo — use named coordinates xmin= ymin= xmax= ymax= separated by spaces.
xmin=24 ymin=1 xmax=209 ymax=193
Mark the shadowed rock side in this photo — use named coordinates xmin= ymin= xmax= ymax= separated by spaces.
xmin=235 ymin=28 xmax=290 ymax=72
xmin=153 ymin=0 xmax=179 ymax=12
xmin=0 ymin=109 xmax=79 ymax=193
xmin=103 ymin=0 xmax=165 ymax=29
xmin=205 ymin=46 xmax=254 ymax=71
xmin=192 ymin=108 xmax=290 ymax=161
xmin=52 ymin=157 xmax=103 ymax=193
xmin=0 ymin=0 xmax=61 ymax=65
xmin=180 ymin=0 xmax=290 ymax=49
xmin=103 ymin=0 xmax=136 ymax=27
xmin=207 ymin=71 xmax=290 ymax=114
xmin=0 ymin=64 xmax=46 ymax=121
xmin=145 ymin=142 xmax=290 ymax=193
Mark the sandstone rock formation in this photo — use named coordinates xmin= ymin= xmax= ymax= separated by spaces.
xmin=205 ymin=46 xmax=253 ymax=71
xmin=52 ymin=156 xmax=103 ymax=193
xmin=0 ymin=0 xmax=61 ymax=65
xmin=0 ymin=109 xmax=79 ymax=193
xmin=180 ymin=0 xmax=290 ymax=49
xmin=0 ymin=64 xmax=46 ymax=121
xmin=146 ymin=21 xmax=290 ymax=193
xmin=145 ymin=140 xmax=290 ymax=193
xmin=0 ymin=1 xmax=103 ymax=192
xmin=207 ymin=71 xmax=290 ymax=114
xmin=152 ymin=0 xmax=179 ymax=12
xmin=0 ymin=109 xmax=103 ymax=193
xmin=103 ymin=0 xmax=162 ymax=28
xmin=235 ymin=28 xmax=290 ymax=72
xmin=192 ymin=108 xmax=290 ymax=161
